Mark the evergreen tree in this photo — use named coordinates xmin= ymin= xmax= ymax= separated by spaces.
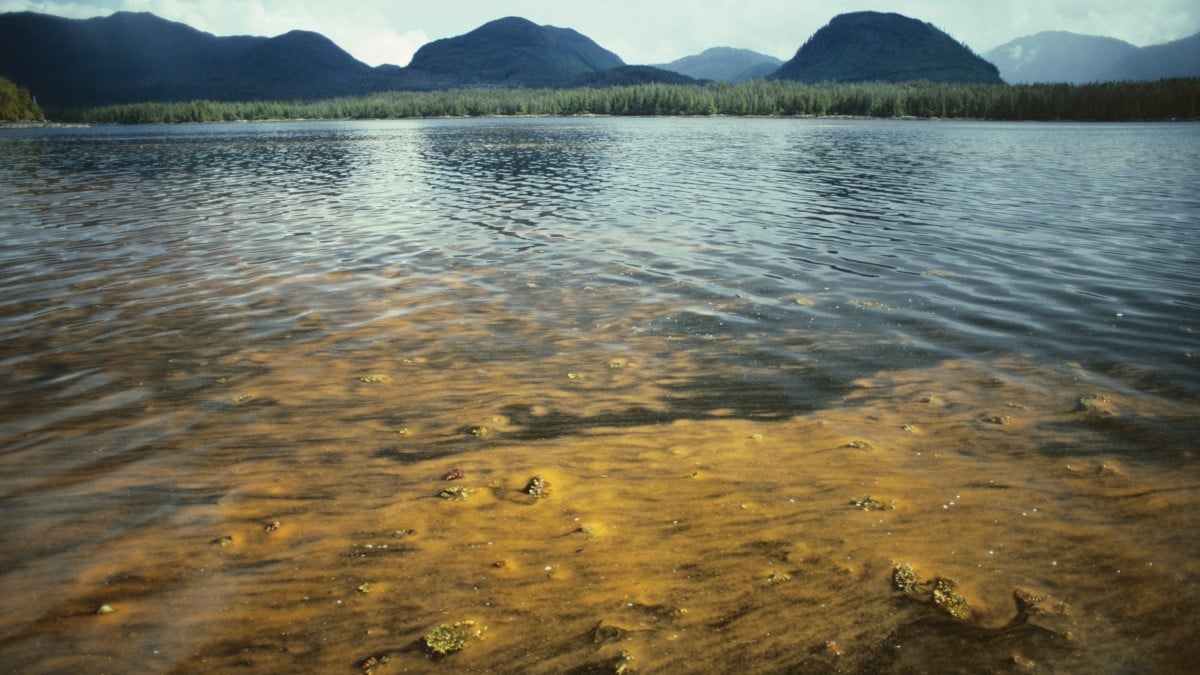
xmin=50 ymin=79 xmax=1200 ymax=124
xmin=0 ymin=76 xmax=44 ymax=121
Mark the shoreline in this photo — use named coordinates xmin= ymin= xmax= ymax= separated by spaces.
xmin=9 ymin=114 xmax=1197 ymax=128
xmin=0 ymin=120 xmax=88 ymax=129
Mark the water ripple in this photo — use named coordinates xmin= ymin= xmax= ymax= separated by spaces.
xmin=2 ymin=119 xmax=1198 ymax=416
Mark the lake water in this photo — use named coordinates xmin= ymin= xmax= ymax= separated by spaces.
xmin=1 ymin=117 xmax=1198 ymax=673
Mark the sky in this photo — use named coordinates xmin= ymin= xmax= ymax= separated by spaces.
xmin=3 ymin=0 xmax=1199 ymax=67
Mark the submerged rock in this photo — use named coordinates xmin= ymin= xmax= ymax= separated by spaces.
xmin=592 ymin=621 xmax=632 ymax=645
xmin=1077 ymin=393 xmax=1113 ymax=414
xmin=524 ymin=476 xmax=549 ymax=499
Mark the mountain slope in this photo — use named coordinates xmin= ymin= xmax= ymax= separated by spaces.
xmin=0 ymin=11 xmax=379 ymax=106
xmin=656 ymin=47 xmax=783 ymax=82
xmin=772 ymin=11 xmax=1002 ymax=84
xmin=985 ymin=32 xmax=1139 ymax=83
xmin=1105 ymin=33 xmax=1200 ymax=81
xmin=405 ymin=16 xmax=624 ymax=87
xmin=986 ymin=30 xmax=1200 ymax=83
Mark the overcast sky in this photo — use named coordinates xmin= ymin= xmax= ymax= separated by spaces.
xmin=4 ymin=0 xmax=1199 ymax=67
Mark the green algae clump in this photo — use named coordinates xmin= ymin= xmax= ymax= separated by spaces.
xmin=423 ymin=620 xmax=486 ymax=656
xmin=932 ymin=578 xmax=970 ymax=618
xmin=892 ymin=563 xmax=921 ymax=594
xmin=892 ymin=562 xmax=971 ymax=619
xmin=852 ymin=496 xmax=896 ymax=511
xmin=438 ymin=486 xmax=473 ymax=501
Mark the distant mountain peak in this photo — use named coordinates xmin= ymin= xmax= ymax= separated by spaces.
xmin=773 ymin=11 xmax=1001 ymax=84
xmin=985 ymin=30 xmax=1196 ymax=83
xmin=656 ymin=46 xmax=783 ymax=82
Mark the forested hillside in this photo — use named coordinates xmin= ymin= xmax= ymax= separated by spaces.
xmin=0 ymin=11 xmax=385 ymax=106
xmin=403 ymin=16 xmax=624 ymax=87
xmin=773 ymin=12 xmax=1001 ymax=84
xmin=0 ymin=75 xmax=42 ymax=120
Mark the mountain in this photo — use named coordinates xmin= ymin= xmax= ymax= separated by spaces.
xmin=0 ymin=11 xmax=630 ymax=104
xmin=986 ymin=32 xmax=1140 ymax=83
xmin=986 ymin=31 xmax=1200 ymax=84
xmin=404 ymin=16 xmax=624 ymax=87
xmin=771 ymin=11 xmax=1002 ymax=84
xmin=1105 ymin=33 xmax=1200 ymax=81
xmin=0 ymin=11 xmax=383 ymax=106
xmin=655 ymin=47 xmax=783 ymax=82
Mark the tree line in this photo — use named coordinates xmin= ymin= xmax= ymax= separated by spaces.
xmin=49 ymin=78 xmax=1200 ymax=124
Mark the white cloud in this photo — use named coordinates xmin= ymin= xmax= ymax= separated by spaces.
xmin=0 ymin=1 xmax=111 ymax=18
xmin=345 ymin=28 xmax=429 ymax=67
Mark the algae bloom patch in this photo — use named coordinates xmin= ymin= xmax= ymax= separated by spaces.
xmin=423 ymin=620 xmax=486 ymax=655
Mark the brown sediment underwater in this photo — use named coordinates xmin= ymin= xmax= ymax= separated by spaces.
xmin=0 ymin=273 xmax=1197 ymax=674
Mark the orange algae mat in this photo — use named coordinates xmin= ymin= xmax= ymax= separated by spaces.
xmin=0 ymin=276 xmax=1197 ymax=673
xmin=2 ymin=353 xmax=1198 ymax=673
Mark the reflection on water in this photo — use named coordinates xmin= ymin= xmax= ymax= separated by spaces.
xmin=1 ymin=118 xmax=1198 ymax=673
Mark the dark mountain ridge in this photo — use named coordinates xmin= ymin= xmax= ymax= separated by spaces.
xmin=0 ymin=11 xmax=653 ymax=105
xmin=23 ymin=9 xmax=1193 ymax=109
xmin=771 ymin=11 xmax=1002 ymax=84
xmin=0 ymin=11 xmax=382 ymax=106
xmin=406 ymin=16 xmax=624 ymax=87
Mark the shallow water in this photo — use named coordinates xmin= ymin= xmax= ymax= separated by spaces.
xmin=1 ymin=118 xmax=1198 ymax=673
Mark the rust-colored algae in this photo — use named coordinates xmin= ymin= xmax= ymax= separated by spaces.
xmin=1 ymin=281 xmax=1198 ymax=674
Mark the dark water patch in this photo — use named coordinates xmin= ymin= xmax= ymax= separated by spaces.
xmin=859 ymin=613 xmax=1088 ymax=674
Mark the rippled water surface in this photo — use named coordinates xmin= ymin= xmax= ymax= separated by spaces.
xmin=1 ymin=118 xmax=1199 ymax=673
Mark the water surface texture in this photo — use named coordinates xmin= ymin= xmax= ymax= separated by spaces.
xmin=1 ymin=118 xmax=1199 ymax=673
